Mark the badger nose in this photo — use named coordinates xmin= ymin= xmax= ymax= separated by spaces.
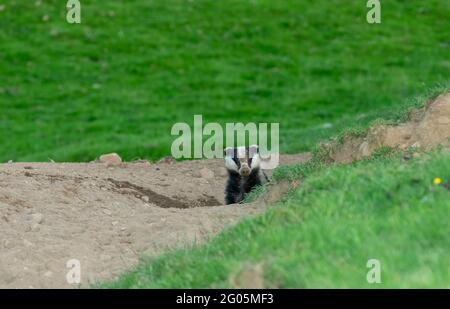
xmin=240 ymin=166 xmax=250 ymax=177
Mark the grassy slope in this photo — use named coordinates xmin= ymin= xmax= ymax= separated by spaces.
xmin=1 ymin=0 xmax=450 ymax=162
xmin=104 ymin=149 xmax=449 ymax=288
xmin=100 ymin=80 xmax=449 ymax=288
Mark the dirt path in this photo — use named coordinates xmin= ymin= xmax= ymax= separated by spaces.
xmin=0 ymin=154 xmax=311 ymax=288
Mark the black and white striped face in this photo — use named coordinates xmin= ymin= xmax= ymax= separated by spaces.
xmin=224 ymin=145 xmax=260 ymax=177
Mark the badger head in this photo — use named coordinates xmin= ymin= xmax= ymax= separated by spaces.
xmin=224 ymin=145 xmax=260 ymax=177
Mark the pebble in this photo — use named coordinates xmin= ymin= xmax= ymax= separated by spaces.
xmin=44 ymin=271 xmax=53 ymax=278
xmin=157 ymin=156 xmax=176 ymax=164
xmin=3 ymin=239 xmax=13 ymax=249
xmin=29 ymin=213 xmax=43 ymax=224
xmin=199 ymin=167 xmax=214 ymax=179
xmin=23 ymin=239 xmax=33 ymax=247
xmin=99 ymin=153 xmax=122 ymax=165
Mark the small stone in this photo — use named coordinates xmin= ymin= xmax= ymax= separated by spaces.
xmin=142 ymin=196 xmax=149 ymax=203
xmin=111 ymin=221 xmax=119 ymax=226
xmin=33 ymin=213 xmax=43 ymax=224
xmin=23 ymin=239 xmax=33 ymax=247
xmin=99 ymin=153 xmax=122 ymax=165
xmin=403 ymin=153 xmax=412 ymax=161
xmin=26 ymin=213 xmax=43 ymax=225
xmin=402 ymin=133 xmax=412 ymax=140
xmin=102 ymin=209 xmax=112 ymax=215
xmin=3 ymin=239 xmax=12 ymax=249
xmin=199 ymin=167 xmax=214 ymax=179
xmin=157 ymin=156 xmax=176 ymax=164
xmin=44 ymin=271 xmax=53 ymax=278
xmin=229 ymin=263 xmax=264 ymax=289
xmin=133 ymin=159 xmax=148 ymax=163
xmin=358 ymin=141 xmax=371 ymax=157
xmin=32 ymin=213 xmax=43 ymax=224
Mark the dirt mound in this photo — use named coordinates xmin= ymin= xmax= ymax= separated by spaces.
xmin=320 ymin=93 xmax=450 ymax=163
xmin=0 ymin=154 xmax=310 ymax=288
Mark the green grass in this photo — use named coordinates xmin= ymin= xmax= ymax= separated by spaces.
xmin=1 ymin=0 xmax=450 ymax=162
xmin=103 ymin=150 xmax=449 ymax=288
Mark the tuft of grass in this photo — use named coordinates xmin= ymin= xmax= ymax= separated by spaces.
xmin=272 ymin=159 xmax=325 ymax=182
xmin=369 ymin=146 xmax=397 ymax=160
xmin=243 ymin=183 xmax=268 ymax=203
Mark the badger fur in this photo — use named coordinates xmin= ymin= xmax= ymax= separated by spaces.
xmin=224 ymin=145 xmax=269 ymax=205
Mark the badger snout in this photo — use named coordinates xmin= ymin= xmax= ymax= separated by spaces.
xmin=239 ymin=163 xmax=251 ymax=177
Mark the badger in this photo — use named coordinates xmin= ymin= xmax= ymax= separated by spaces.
xmin=224 ymin=145 xmax=269 ymax=205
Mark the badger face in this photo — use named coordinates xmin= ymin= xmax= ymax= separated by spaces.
xmin=224 ymin=145 xmax=260 ymax=177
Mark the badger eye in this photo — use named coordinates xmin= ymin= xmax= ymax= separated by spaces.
xmin=248 ymin=158 xmax=253 ymax=166
xmin=233 ymin=157 xmax=241 ymax=167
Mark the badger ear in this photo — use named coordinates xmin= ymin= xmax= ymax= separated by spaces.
xmin=224 ymin=147 xmax=234 ymax=157
xmin=249 ymin=144 xmax=259 ymax=156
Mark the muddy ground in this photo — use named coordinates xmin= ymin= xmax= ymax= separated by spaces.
xmin=0 ymin=154 xmax=311 ymax=288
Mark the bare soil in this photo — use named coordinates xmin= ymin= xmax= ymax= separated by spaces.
xmin=320 ymin=93 xmax=450 ymax=163
xmin=0 ymin=154 xmax=310 ymax=288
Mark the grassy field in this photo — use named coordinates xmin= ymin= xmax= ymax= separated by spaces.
xmin=1 ymin=0 xmax=450 ymax=162
xmin=104 ymin=148 xmax=450 ymax=288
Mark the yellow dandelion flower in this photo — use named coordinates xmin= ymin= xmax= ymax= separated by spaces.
xmin=433 ymin=178 xmax=442 ymax=185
